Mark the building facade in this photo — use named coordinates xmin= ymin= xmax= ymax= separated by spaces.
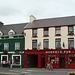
xmin=0 ymin=22 xmax=27 ymax=68
xmin=24 ymin=16 xmax=75 ymax=69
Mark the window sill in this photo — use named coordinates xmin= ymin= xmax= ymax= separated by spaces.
xmin=32 ymin=36 xmax=38 ymax=38
xmin=55 ymin=34 xmax=61 ymax=36
xmin=67 ymin=34 xmax=74 ymax=36
xmin=43 ymin=35 xmax=49 ymax=37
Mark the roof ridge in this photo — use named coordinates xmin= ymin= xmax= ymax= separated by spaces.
xmin=34 ymin=15 xmax=75 ymax=21
xmin=4 ymin=23 xmax=28 ymax=26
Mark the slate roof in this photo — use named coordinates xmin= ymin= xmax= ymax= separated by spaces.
xmin=25 ymin=16 xmax=75 ymax=29
xmin=0 ymin=23 xmax=27 ymax=35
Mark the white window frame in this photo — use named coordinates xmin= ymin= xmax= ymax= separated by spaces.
xmin=4 ymin=43 xmax=9 ymax=50
xmin=8 ymin=29 xmax=15 ymax=38
xmin=1 ymin=55 xmax=8 ymax=61
xmin=15 ymin=42 xmax=20 ymax=50
xmin=12 ymin=55 xmax=21 ymax=65
xmin=0 ymin=31 xmax=3 ymax=39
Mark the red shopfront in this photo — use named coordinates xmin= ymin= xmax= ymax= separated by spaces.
xmin=24 ymin=49 xmax=75 ymax=69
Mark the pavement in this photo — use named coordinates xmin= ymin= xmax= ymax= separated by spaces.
xmin=11 ymin=68 xmax=75 ymax=73
xmin=0 ymin=68 xmax=75 ymax=75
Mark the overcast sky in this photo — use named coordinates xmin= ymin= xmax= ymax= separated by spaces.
xmin=0 ymin=0 xmax=75 ymax=25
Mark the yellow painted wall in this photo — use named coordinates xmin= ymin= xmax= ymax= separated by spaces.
xmin=24 ymin=26 xmax=75 ymax=50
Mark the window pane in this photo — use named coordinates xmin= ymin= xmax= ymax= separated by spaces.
xmin=55 ymin=39 xmax=61 ymax=48
xmin=4 ymin=43 xmax=9 ymax=50
xmin=56 ymin=27 xmax=61 ymax=35
xmin=44 ymin=39 xmax=49 ymax=48
xmin=15 ymin=42 xmax=20 ymax=50
xmin=33 ymin=29 xmax=37 ymax=36
xmin=68 ymin=38 xmax=74 ymax=49
xmin=68 ymin=26 xmax=74 ymax=34
xmin=44 ymin=28 xmax=49 ymax=36
xmin=32 ymin=40 xmax=37 ymax=49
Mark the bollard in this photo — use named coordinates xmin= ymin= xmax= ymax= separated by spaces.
xmin=0 ymin=72 xmax=25 ymax=75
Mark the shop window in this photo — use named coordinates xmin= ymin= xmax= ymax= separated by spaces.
xmin=68 ymin=38 xmax=74 ymax=49
xmin=4 ymin=43 xmax=9 ymax=50
xmin=48 ymin=55 xmax=56 ymax=64
xmin=44 ymin=39 xmax=49 ymax=49
xmin=32 ymin=40 xmax=37 ymax=50
xmin=68 ymin=26 xmax=74 ymax=35
xmin=12 ymin=55 xmax=21 ymax=65
xmin=55 ymin=38 xmax=61 ymax=49
xmin=33 ymin=29 xmax=37 ymax=37
xmin=15 ymin=42 xmax=20 ymax=50
xmin=55 ymin=27 xmax=61 ymax=36
xmin=44 ymin=28 xmax=49 ymax=36
xmin=1 ymin=55 xmax=8 ymax=62
xmin=68 ymin=54 xmax=75 ymax=64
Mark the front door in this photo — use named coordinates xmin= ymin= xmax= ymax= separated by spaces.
xmin=60 ymin=54 xmax=65 ymax=68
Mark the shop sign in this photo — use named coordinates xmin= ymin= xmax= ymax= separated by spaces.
xmin=46 ymin=50 xmax=71 ymax=54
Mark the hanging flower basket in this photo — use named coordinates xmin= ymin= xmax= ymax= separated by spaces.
xmin=15 ymin=50 xmax=20 ymax=54
xmin=69 ymin=32 xmax=74 ymax=36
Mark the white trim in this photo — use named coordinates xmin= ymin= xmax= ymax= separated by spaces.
xmin=0 ymin=52 xmax=3 ymax=53
xmin=12 ymin=55 xmax=21 ymax=65
xmin=1 ymin=55 xmax=8 ymax=61
xmin=0 ymin=52 xmax=24 ymax=54
xmin=8 ymin=52 xmax=15 ymax=53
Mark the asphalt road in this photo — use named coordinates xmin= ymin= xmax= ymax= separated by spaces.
xmin=0 ymin=68 xmax=74 ymax=75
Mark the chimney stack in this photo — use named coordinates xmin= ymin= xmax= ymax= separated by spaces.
xmin=30 ymin=15 xmax=36 ymax=22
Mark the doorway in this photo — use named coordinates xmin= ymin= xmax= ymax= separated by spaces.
xmin=27 ymin=54 xmax=38 ymax=68
xmin=60 ymin=54 xmax=65 ymax=68
xmin=41 ymin=55 xmax=45 ymax=68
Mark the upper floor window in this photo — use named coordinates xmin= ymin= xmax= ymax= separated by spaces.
xmin=33 ymin=29 xmax=37 ymax=37
xmin=44 ymin=28 xmax=49 ymax=36
xmin=44 ymin=39 xmax=49 ymax=49
xmin=8 ymin=29 xmax=15 ymax=38
xmin=68 ymin=26 xmax=74 ymax=35
xmin=55 ymin=27 xmax=61 ymax=36
xmin=15 ymin=42 xmax=20 ymax=50
xmin=4 ymin=43 xmax=9 ymax=50
xmin=55 ymin=38 xmax=61 ymax=49
xmin=68 ymin=38 xmax=74 ymax=49
xmin=32 ymin=40 xmax=37 ymax=50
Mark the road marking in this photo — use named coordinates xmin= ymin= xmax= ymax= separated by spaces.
xmin=27 ymin=70 xmax=37 ymax=71
xmin=21 ymin=72 xmax=30 ymax=73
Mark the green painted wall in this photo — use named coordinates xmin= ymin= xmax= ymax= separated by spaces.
xmin=0 ymin=36 xmax=25 ymax=68
xmin=0 ymin=37 xmax=25 ymax=51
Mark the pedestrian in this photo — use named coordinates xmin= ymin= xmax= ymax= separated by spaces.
xmin=8 ymin=60 xmax=11 ymax=68
xmin=46 ymin=59 xmax=50 ymax=69
xmin=49 ymin=61 xmax=53 ymax=70
xmin=3 ymin=60 xmax=6 ymax=67
xmin=1 ymin=60 xmax=3 ymax=68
